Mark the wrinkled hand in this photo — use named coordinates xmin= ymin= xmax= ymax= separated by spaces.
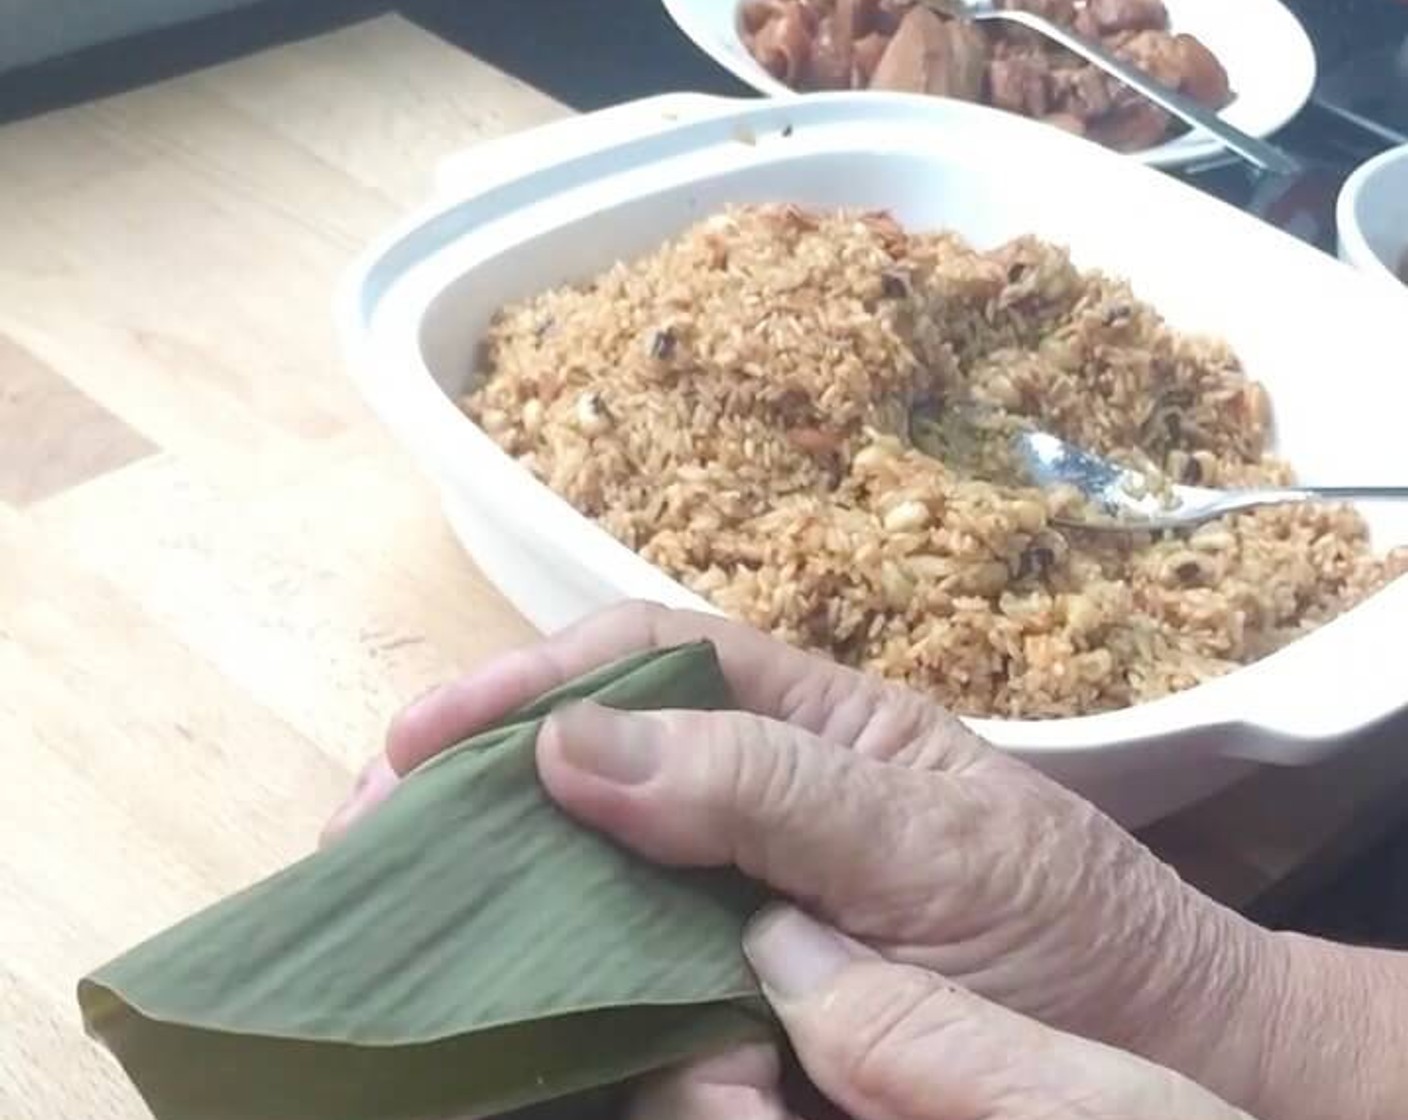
xmin=627 ymin=904 xmax=1252 ymax=1120
xmin=324 ymin=603 xmax=1281 ymax=1116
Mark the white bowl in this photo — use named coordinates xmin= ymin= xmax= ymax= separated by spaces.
xmin=1337 ymin=142 xmax=1408 ymax=293
xmin=338 ymin=93 xmax=1408 ymax=827
xmin=660 ymin=0 xmax=1317 ymax=168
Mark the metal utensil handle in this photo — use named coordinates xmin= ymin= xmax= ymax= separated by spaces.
xmin=1211 ymin=485 xmax=1408 ymax=516
xmin=1205 ymin=485 xmax=1408 ymax=519
xmin=1295 ymin=486 xmax=1408 ymax=499
xmin=999 ymin=10 xmax=1302 ymax=176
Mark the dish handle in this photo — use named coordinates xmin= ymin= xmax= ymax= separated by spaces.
xmin=433 ymin=93 xmax=747 ymax=202
xmin=1219 ymin=576 xmax=1408 ymax=765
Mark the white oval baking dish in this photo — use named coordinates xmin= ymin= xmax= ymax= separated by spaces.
xmin=338 ymin=92 xmax=1408 ymax=827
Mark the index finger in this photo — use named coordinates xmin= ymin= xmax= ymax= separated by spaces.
xmin=386 ymin=601 xmax=871 ymax=775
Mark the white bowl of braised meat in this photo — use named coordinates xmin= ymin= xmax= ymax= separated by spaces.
xmin=1337 ymin=142 xmax=1408 ymax=294
xmin=662 ymin=0 xmax=1316 ymax=165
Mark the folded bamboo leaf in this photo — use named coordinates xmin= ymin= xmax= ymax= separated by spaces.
xmin=79 ymin=642 xmax=775 ymax=1120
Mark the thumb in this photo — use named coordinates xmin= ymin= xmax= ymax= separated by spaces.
xmin=536 ymin=700 xmax=964 ymax=910
xmin=743 ymin=905 xmax=1255 ymax=1120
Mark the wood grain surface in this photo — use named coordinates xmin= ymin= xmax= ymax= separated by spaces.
xmin=1 ymin=16 xmax=1403 ymax=1119
xmin=0 ymin=20 xmax=559 ymax=1117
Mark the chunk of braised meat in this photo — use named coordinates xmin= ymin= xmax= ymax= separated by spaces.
xmin=1042 ymin=111 xmax=1087 ymax=136
xmin=806 ymin=30 xmax=849 ymax=87
xmin=1087 ymin=0 xmax=1169 ymax=34
xmin=944 ymin=20 xmax=990 ymax=101
xmin=988 ymin=55 xmax=1050 ymax=117
xmin=866 ymin=6 xmax=926 ymax=91
xmin=1050 ymin=65 xmax=1114 ymax=120
xmin=1113 ymin=29 xmax=1186 ymax=89
xmin=807 ymin=0 xmax=917 ymax=88
xmin=806 ymin=7 xmax=855 ymax=87
xmin=1114 ymin=29 xmax=1232 ymax=108
xmin=852 ymin=32 xmax=890 ymax=85
xmin=1173 ymin=33 xmax=1232 ymax=107
xmin=1091 ymin=100 xmax=1173 ymax=150
xmin=740 ymin=0 xmax=780 ymax=36
xmin=869 ymin=6 xmax=986 ymax=100
xmin=748 ymin=2 xmax=813 ymax=83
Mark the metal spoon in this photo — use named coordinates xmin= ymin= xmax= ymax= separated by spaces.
xmin=1015 ymin=430 xmax=1408 ymax=531
xmin=917 ymin=0 xmax=1302 ymax=175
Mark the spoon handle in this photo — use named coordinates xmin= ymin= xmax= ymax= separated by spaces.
xmin=1202 ymin=485 xmax=1408 ymax=521
xmin=1293 ymin=486 xmax=1408 ymax=500
xmin=993 ymin=10 xmax=1302 ymax=176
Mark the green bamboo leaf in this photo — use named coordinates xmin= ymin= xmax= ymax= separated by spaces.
xmin=78 ymin=642 xmax=775 ymax=1120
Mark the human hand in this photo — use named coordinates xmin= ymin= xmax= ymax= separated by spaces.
xmin=626 ymin=903 xmax=1254 ymax=1120
xmin=325 ymin=602 xmax=1284 ymax=1113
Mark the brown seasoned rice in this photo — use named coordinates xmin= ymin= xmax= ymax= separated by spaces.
xmin=463 ymin=205 xmax=1408 ymax=719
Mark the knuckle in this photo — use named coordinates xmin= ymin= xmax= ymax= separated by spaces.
xmin=608 ymin=600 xmax=745 ymax=656
xmin=609 ymin=598 xmax=673 ymax=638
xmin=877 ymin=687 xmax=990 ymax=774
xmin=799 ymin=660 xmax=870 ymax=723
xmin=733 ymin=718 xmax=808 ymax=829
xmin=810 ymin=668 xmax=992 ymax=778
xmin=729 ymin=717 xmax=796 ymax=805
xmin=687 ymin=713 xmax=808 ymax=838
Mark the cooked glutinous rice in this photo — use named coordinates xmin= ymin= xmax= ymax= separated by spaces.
xmin=463 ymin=204 xmax=1407 ymax=719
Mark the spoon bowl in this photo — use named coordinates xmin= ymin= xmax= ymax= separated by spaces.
xmin=1012 ymin=430 xmax=1408 ymax=531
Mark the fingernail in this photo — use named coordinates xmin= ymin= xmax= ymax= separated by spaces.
xmin=551 ymin=701 xmax=660 ymax=785
xmin=320 ymin=756 xmax=400 ymax=846
xmin=744 ymin=905 xmax=862 ymax=1001
xmin=391 ymin=681 xmax=448 ymax=735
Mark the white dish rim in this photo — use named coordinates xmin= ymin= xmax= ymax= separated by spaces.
xmin=1336 ymin=141 xmax=1408 ymax=291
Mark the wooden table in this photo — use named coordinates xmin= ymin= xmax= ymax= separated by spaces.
xmin=2 ymin=16 xmax=1405 ymax=1118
